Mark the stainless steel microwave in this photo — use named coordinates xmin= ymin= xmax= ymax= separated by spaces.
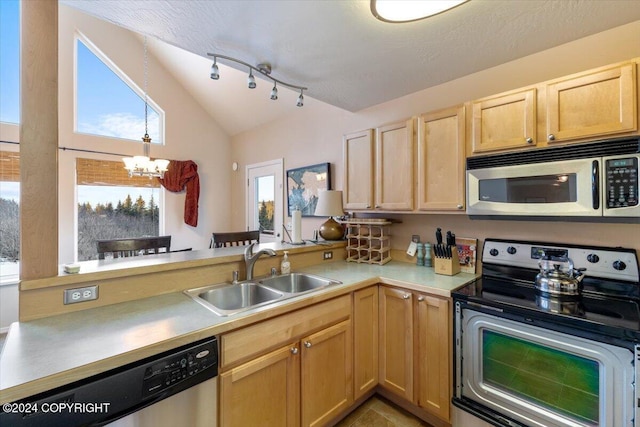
xmin=466 ymin=137 xmax=640 ymax=218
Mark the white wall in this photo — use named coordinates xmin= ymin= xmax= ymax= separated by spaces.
xmin=230 ymin=21 xmax=640 ymax=252
xmin=55 ymin=5 xmax=232 ymax=263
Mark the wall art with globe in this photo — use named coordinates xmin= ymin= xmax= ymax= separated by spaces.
xmin=286 ymin=162 xmax=331 ymax=216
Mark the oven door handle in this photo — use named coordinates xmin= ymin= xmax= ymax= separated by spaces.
xmin=592 ymin=160 xmax=600 ymax=210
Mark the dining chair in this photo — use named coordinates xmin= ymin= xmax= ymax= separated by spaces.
xmin=97 ymin=236 xmax=172 ymax=260
xmin=210 ymin=231 xmax=260 ymax=249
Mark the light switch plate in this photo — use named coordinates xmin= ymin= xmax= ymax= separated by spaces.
xmin=407 ymin=241 xmax=418 ymax=257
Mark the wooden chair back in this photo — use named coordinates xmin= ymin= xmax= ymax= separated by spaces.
xmin=97 ymin=236 xmax=172 ymax=260
xmin=210 ymin=231 xmax=260 ymax=249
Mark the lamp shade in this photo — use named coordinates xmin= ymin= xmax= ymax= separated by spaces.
xmin=315 ymin=190 xmax=344 ymax=217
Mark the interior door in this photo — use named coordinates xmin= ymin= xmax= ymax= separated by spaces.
xmin=247 ymin=159 xmax=283 ymax=243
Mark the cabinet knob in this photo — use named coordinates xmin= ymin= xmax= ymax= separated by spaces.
xmin=547 ymin=134 xmax=556 ymax=141
xmin=402 ymin=294 xmax=410 ymax=300
xmin=304 ymin=341 xmax=312 ymax=348
xmin=366 ymin=204 xmax=371 ymax=209
xmin=418 ymin=296 xmax=425 ymax=302
xmin=525 ymin=137 xmax=533 ymax=144
xmin=456 ymin=204 xmax=463 ymax=210
xmin=290 ymin=347 xmax=298 ymax=355
xmin=375 ymin=205 xmax=381 ymax=209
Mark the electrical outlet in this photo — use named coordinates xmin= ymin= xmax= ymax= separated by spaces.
xmin=323 ymin=251 xmax=333 ymax=260
xmin=64 ymin=285 xmax=99 ymax=305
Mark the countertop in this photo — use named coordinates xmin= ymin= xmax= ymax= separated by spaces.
xmin=0 ymin=260 xmax=477 ymax=404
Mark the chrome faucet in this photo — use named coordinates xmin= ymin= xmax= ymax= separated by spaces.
xmin=244 ymin=242 xmax=277 ymax=280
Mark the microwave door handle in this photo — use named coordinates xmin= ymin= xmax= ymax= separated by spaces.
xmin=592 ymin=160 xmax=600 ymax=210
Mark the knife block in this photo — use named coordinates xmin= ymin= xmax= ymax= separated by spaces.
xmin=434 ymin=247 xmax=461 ymax=276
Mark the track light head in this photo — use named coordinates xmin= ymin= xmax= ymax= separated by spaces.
xmin=247 ymin=70 xmax=256 ymax=89
xmin=270 ymin=84 xmax=278 ymax=100
xmin=296 ymin=90 xmax=304 ymax=107
xmin=210 ymin=60 xmax=219 ymax=80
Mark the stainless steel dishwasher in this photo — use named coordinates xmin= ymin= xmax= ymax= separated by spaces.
xmin=1 ymin=336 xmax=218 ymax=427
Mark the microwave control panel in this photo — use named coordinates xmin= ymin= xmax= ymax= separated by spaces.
xmin=605 ymin=156 xmax=638 ymax=209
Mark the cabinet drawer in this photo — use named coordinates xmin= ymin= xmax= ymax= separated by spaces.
xmin=221 ymin=294 xmax=351 ymax=369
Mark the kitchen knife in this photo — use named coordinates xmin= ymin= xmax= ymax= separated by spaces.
xmin=436 ymin=228 xmax=442 ymax=246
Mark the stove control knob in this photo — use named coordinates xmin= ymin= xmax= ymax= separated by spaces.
xmin=587 ymin=254 xmax=599 ymax=263
xmin=489 ymin=248 xmax=499 ymax=256
xmin=507 ymin=246 xmax=517 ymax=255
xmin=613 ymin=260 xmax=627 ymax=271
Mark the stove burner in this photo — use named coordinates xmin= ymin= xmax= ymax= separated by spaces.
xmin=535 ymin=292 xmax=585 ymax=315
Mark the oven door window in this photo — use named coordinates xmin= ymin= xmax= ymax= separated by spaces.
xmin=479 ymin=174 xmax=577 ymax=203
xmin=483 ymin=330 xmax=599 ymax=425
xmin=458 ymin=309 xmax=635 ymax=427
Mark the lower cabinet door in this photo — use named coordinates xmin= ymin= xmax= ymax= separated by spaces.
xmin=353 ymin=286 xmax=379 ymax=400
xmin=301 ymin=320 xmax=353 ymax=427
xmin=220 ymin=344 xmax=300 ymax=427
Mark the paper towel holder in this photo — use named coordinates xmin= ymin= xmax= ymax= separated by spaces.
xmin=315 ymin=190 xmax=345 ymax=241
xmin=281 ymin=223 xmax=307 ymax=245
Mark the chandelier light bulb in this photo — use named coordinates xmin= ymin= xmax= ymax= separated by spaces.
xmin=247 ymin=70 xmax=256 ymax=89
xmin=270 ymin=83 xmax=278 ymax=100
xmin=210 ymin=60 xmax=220 ymax=80
xmin=296 ymin=90 xmax=304 ymax=107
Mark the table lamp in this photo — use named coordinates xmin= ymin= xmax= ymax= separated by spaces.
xmin=315 ymin=190 xmax=345 ymax=240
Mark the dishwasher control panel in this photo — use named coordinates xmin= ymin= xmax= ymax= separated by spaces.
xmin=142 ymin=337 xmax=218 ymax=398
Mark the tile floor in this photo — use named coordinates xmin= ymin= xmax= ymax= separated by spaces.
xmin=336 ymin=395 xmax=430 ymax=427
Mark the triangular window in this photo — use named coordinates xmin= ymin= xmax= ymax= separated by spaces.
xmin=75 ymin=35 xmax=163 ymax=144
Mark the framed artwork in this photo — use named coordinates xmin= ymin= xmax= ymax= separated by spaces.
xmin=456 ymin=238 xmax=478 ymax=274
xmin=286 ymin=162 xmax=331 ymax=216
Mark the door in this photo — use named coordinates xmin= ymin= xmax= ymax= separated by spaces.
xmin=471 ymin=88 xmax=537 ymax=153
xmin=247 ymin=159 xmax=283 ymax=243
xmin=353 ymin=286 xmax=379 ymax=400
xmin=379 ymin=286 xmax=414 ymax=401
xmin=375 ymin=119 xmax=415 ymax=210
xmin=220 ymin=344 xmax=300 ymax=427
xmin=343 ymin=130 xmax=374 ymax=210
xmin=415 ymin=294 xmax=451 ymax=422
xmin=301 ymin=320 xmax=353 ymax=427
xmin=418 ymin=106 xmax=466 ymax=211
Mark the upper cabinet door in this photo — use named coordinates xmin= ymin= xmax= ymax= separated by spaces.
xmin=546 ymin=63 xmax=637 ymax=143
xmin=417 ymin=106 xmax=466 ymax=211
xmin=343 ymin=130 xmax=374 ymax=210
xmin=471 ymin=88 xmax=537 ymax=154
xmin=375 ymin=119 xmax=415 ymax=211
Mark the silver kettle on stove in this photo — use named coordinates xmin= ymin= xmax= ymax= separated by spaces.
xmin=535 ymin=250 xmax=586 ymax=296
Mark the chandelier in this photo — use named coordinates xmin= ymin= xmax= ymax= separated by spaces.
xmin=123 ymin=36 xmax=169 ymax=178
xmin=207 ymin=53 xmax=307 ymax=107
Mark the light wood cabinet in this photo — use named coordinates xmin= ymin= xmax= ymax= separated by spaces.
xmin=343 ymin=130 xmax=374 ymax=210
xmin=415 ymin=294 xmax=451 ymax=422
xmin=379 ymin=286 xmax=414 ymax=402
xmin=219 ymin=295 xmax=352 ymax=427
xmin=375 ymin=119 xmax=415 ymax=210
xmin=546 ymin=62 xmax=637 ymax=143
xmin=417 ymin=106 xmax=466 ymax=211
xmin=379 ymin=286 xmax=453 ymax=424
xmin=353 ymin=286 xmax=379 ymax=400
xmin=470 ymin=88 xmax=537 ymax=154
xmin=301 ymin=320 xmax=353 ymax=427
xmin=469 ymin=60 xmax=638 ymax=155
xmin=343 ymin=119 xmax=415 ymax=211
xmin=220 ymin=344 xmax=300 ymax=427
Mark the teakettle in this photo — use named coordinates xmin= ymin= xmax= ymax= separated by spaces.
xmin=535 ymin=250 xmax=586 ymax=296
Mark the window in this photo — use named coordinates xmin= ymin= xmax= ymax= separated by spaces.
xmin=0 ymin=150 xmax=20 ymax=279
xmin=75 ymin=36 xmax=163 ymax=144
xmin=0 ymin=0 xmax=20 ymax=124
xmin=76 ymin=158 xmax=162 ymax=261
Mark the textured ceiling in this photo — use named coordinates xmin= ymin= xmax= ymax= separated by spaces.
xmin=62 ymin=0 xmax=640 ymax=135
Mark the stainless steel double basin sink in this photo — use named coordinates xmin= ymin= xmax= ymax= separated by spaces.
xmin=185 ymin=273 xmax=341 ymax=316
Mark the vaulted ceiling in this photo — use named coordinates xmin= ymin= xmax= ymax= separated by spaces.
xmin=62 ymin=0 xmax=640 ymax=135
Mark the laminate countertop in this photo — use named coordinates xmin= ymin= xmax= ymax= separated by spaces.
xmin=0 ymin=260 xmax=477 ymax=404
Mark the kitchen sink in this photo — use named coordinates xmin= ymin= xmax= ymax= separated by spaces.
xmin=259 ymin=273 xmax=341 ymax=294
xmin=186 ymin=282 xmax=284 ymax=316
xmin=185 ymin=273 xmax=341 ymax=317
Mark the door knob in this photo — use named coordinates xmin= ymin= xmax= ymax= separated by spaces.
xmin=304 ymin=341 xmax=312 ymax=348
xmin=418 ymin=296 xmax=425 ymax=302
xmin=402 ymin=294 xmax=410 ymax=300
xmin=290 ymin=347 xmax=298 ymax=355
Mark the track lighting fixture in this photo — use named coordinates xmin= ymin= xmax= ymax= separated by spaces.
xmin=207 ymin=53 xmax=307 ymax=107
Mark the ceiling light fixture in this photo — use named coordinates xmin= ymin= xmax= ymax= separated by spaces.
xmin=207 ymin=53 xmax=307 ymax=107
xmin=123 ymin=36 xmax=169 ymax=179
xmin=371 ymin=0 xmax=468 ymax=23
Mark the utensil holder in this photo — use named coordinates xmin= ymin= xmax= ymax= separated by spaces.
xmin=434 ymin=247 xmax=461 ymax=276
